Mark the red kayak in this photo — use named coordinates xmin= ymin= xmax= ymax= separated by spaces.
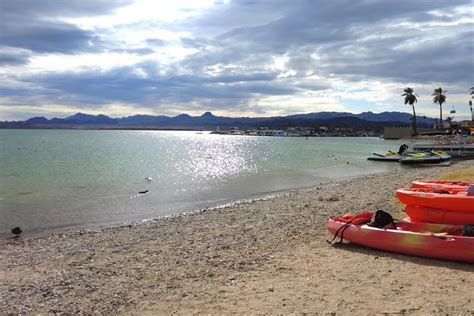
xmin=412 ymin=180 xmax=474 ymax=191
xmin=396 ymin=188 xmax=474 ymax=213
xmin=405 ymin=205 xmax=474 ymax=225
xmin=327 ymin=215 xmax=474 ymax=262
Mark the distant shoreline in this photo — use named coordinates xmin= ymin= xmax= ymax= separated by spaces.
xmin=0 ymin=126 xmax=210 ymax=131
xmin=0 ymin=127 xmax=381 ymax=137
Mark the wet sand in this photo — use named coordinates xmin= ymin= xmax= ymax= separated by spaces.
xmin=1 ymin=160 xmax=473 ymax=314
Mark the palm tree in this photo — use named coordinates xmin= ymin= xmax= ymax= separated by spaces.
xmin=432 ymin=87 xmax=447 ymax=128
xmin=470 ymin=100 xmax=473 ymax=121
xmin=402 ymin=87 xmax=418 ymax=135
xmin=470 ymin=87 xmax=474 ymax=121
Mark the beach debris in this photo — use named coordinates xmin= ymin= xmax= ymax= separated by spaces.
xmin=145 ymin=177 xmax=153 ymax=182
xmin=11 ymin=227 xmax=22 ymax=237
xmin=139 ymin=190 xmax=149 ymax=194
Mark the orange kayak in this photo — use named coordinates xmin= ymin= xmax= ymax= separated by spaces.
xmin=412 ymin=180 xmax=474 ymax=191
xmin=405 ymin=205 xmax=474 ymax=225
xmin=327 ymin=216 xmax=474 ymax=262
xmin=396 ymin=188 xmax=474 ymax=213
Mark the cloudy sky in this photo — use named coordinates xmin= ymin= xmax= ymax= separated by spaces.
xmin=0 ymin=0 xmax=473 ymax=120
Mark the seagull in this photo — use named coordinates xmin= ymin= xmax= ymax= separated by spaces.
xmin=145 ymin=177 xmax=153 ymax=182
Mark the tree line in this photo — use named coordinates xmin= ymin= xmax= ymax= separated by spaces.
xmin=402 ymin=87 xmax=474 ymax=135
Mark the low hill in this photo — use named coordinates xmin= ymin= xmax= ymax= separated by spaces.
xmin=1 ymin=111 xmax=437 ymax=130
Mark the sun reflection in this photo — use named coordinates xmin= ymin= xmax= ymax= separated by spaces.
xmin=170 ymin=133 xmax=260 ymax=185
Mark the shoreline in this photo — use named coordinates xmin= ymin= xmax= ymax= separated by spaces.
xmin=1 ymin=160 xmax=473 ymax=314
xmin=3 ymin=170 xmax=389 ymax=241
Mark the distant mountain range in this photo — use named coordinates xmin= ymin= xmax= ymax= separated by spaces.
xmin=0 ymin=111 xmax=438 ymax=130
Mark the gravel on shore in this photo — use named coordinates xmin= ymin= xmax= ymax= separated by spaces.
xmin=1 ymin=160 xmax=473 ymax=314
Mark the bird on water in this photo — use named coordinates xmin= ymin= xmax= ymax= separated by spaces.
xmin=11 ymin=227 xmax=22 ymax=237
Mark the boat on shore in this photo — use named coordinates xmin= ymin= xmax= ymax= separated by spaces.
xmin=405 ymin=205 xmax=474 ymax=225
xmin=367 ymin=144 xmax=452 ymax=164
xmin=396 ymin=187 xmax=473 ymax=212
xmin=398 ymin=151 xmax=451 ymax=164
xmin=367 ymin=144 xmax=407 ymax=162
xmin=327 ymin=216 xmax=474 ymax=262
xmin=412 ymin=180 xmax=474 ymax=190
xmin=413 ymin=144 xmax=474 ymax=158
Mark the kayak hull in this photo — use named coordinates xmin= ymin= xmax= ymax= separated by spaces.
xmin=405 ymin=205 xmax=474 ymax=225
xmin=396 ymin=188 xmax=473 ymax=213
xmin=327 ymin=218 xmax=474 ymax=262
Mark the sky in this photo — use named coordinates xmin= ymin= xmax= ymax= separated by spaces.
xmin=0 ymin=0 xmax=473 ymax=121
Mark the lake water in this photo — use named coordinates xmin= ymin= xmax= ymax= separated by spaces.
xmin=0 ymin=129 xmax=406 ymax=238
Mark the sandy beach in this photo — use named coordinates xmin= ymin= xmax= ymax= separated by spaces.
xmin=1 ymin=160 xmax=473 ymax=314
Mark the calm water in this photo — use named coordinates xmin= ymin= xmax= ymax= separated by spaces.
xmin=0 ymin=129 xmax=406 ymax=238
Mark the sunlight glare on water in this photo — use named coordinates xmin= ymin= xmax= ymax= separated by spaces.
xmin=165 ymin=133 xmax=260 ymax=185
xmin=0 ymin=129 xmax=404 ymax=238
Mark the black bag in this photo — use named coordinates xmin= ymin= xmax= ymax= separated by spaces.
xmin=464 ymin=225 xmax=474 ymax=237
xmin=370 ymin=210 xmax=397 ymax=229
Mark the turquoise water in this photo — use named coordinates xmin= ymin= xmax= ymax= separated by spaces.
xmin=0 ymin=129 xmax=405 ymax=238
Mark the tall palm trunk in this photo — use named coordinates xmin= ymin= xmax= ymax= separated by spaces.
xmin=412 ymin=105 xmax=417 ymax=135
xmin=470 ymin=101 xmax=473 ymax=121
xmin=439 ymin=104 xmax=443 ymax=128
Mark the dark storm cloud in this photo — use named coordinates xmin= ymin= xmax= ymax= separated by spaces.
xmin=0 ymin=86 xmax=35 ymax=98
xmin=187 ymin=0 xmax=466 ymax=39
xmin=317 ymin=30 xmax=474 ymax=84
xmin=19 ymin=65 xmax=159 ymax=105
xmin=8 ymin=61 xmax=288 ymax=110
xmin=0 ymin=50 xmax=31 ymax=66
xmin=0 ymin=0 xmax=132 ymax=18
xmin=0 ymin=20 xmax=102 ymax=54
xmin=0 ymin=0 xmax=132 ymax=53
xmin=179 ymin=0 xmax=473 ymax=86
